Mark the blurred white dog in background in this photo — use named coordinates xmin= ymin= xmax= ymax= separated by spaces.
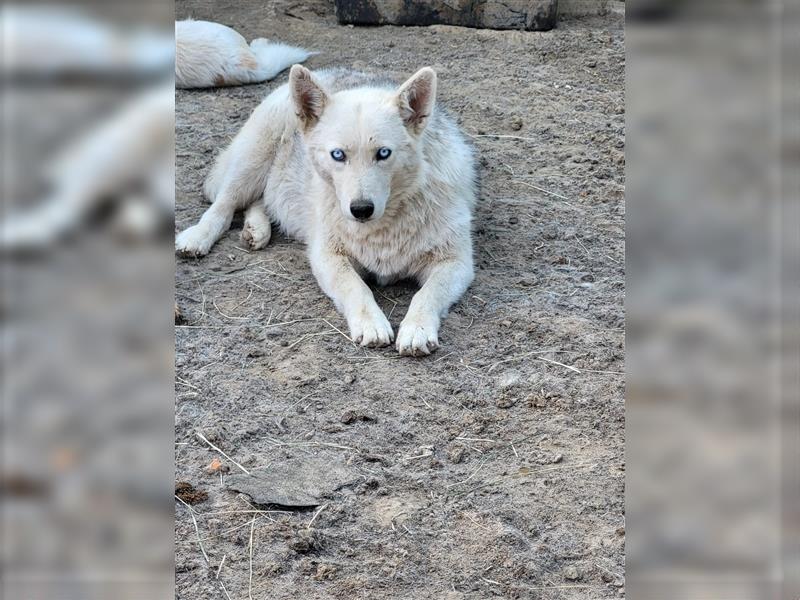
xmin=176 ymin=19 xmax=312 ymax=88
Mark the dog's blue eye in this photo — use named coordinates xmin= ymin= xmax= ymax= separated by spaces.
xmin=330 ymin=149 xmax=346 ymax=162
xmin=376 ymin=147 xmax=392 ymax=161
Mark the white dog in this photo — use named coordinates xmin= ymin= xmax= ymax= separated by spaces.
xmin=176 ymin=66 xmax=477 ymax=356
xmin=175 ymin=19 xmax=312 ymax=88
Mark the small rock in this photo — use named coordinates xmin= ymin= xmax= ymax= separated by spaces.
xmin=615 ymin=526 xmax=625 ymax=536
xmin=313 ymin=563 xmax=337 ymax=580
xmin=552 ymin=453 xmax=563 ymax=464
xmin=447 ymin=446 xmax=465 ymax=464
xmin=343 ymin=373 xmax=356 ymax=385
xmin=340 ymin=410 xmax=357 ymax=424
xmin=509 ymin=216 xmax=519 ymax=225
xmin=509 ymin=116 xmax=524 ymax=131
xmin=601 ymin=571 xmax=614 ymax=583
xmin=586 ymin=60 xmax=597 ymax=68
xmin=563 ymin=566 xmax=582 ymax=581
xmin=206 ymin=458 xmax=229 ymax=474
xmin=501 ymin=320 xmax=512 ymax=327
xmin=496 ymin=396 xmax=515 ymax=409
xmin=289 ymin=530 xmax=318 ymax=554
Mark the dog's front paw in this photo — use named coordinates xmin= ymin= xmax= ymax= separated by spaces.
xmin=349 ymin=309 xmax=394 ymax=348
xmin=176 ymin=224 xmax=214 ymax=257
xmin=396 ymin=319 xmax=439 ymax=357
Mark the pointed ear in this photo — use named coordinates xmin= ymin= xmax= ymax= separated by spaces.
xmin=290 ymin=65 xmax=328 ymax=130
xmin=396 ymin=67 xmax=437 ymax=134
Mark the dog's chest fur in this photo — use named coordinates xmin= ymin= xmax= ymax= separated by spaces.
xmin=326 ymin=192 xmax=453 ymax=281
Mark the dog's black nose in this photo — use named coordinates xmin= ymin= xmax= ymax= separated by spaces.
xmin=350 ymin=201 xmax=375 ymax=221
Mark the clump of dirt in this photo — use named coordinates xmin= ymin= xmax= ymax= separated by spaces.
xmin=175 ymin=1 xmax=625 ymax=598
xmin=175 ymin=481 xmax=208 ymax=505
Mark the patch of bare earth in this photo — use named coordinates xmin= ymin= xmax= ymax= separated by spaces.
xmin=175 ymin=1 xmax=625 ymax=598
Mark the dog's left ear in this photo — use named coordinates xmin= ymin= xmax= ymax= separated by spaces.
xmin=396 ymin=67 xmax=437 ymax=134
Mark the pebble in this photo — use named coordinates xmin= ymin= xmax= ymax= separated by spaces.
xmin=495 ymin=396 xmax=515 ymax=409
xmin=563 ymin=566 xmax=582 ymax=581
xmin=447 ymin=446 xmax=465 ymax=464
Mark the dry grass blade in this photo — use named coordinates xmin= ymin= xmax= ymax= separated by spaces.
xmin=467 ymin=132 xmax=539 ymax=143
xmin=248 ymin=516 xmax=256 ymax=600
xmin=446 ymin=460 xmax=487 ymax=488
xmin=306 ymin=503 xmax=329 ymax=529
xmin=213 ymin=298 xmax=249 ymax=321
xmin=322 ymin=318 xmax=353 ymax=343
xmin=196 ymin=431 xmax=251 ymax=475
xmin=535 ymin=356 xmax=582 ymax=373
xmin=175 ymin=494 xmax=209 ymax=566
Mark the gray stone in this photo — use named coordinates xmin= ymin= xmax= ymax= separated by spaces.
xmin=226 ymin=454 xmax=360 ymax=507
xmin=334 ymin=0 xmax=558 ymax=31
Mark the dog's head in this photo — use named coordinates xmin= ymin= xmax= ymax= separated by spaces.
xmin=289 ymin=65 xmax=437 ymax=223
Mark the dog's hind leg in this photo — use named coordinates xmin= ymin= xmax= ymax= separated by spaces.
xmin=176 ymin=91 xmax=293 ymax=256
xmin=240 ymin=201 xmax=272 ymax=250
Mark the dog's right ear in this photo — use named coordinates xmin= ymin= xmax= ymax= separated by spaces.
xmin=290 ymin=65 xmax=328 ymax=131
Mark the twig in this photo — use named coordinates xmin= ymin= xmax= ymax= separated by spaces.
xmin=486 ymin=349 xmax=568 ymax=373
xmin=287 ymin=330 xmax=337 ymax=349
xmin=219 ymin=578 xmax=233 ymax=600
xmin=248 ymin=516 xmax=256 ymax=600
xmin=175 ymin=495 xmax=209 ymax=566
xmin=176 ymin=376 xmax=200 ymax=390
xmin=513 ymin=180 xmax=578 ymax=207
xmin=322 ymin=318 xmax=353 ymax=343
xmin=213 ymin=298 xmax=249 ymax=321
xmin=535 ymin=356 xmax=582 ymax=373
xmin=215 ymin=555 xmax=226 ymax=579
xmin=446 ymin=460 xmax=486 ymax=488
xmin=306 ymin=503 xmax=329 ymax=529
xmin=195 ymin=431 xmax=251 ymax=475
xmin=467 ymin=132 xmax=539 ymax=143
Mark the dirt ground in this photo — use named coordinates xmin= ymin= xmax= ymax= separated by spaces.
xmin=174 ymin=1 xmax=625 ymax=598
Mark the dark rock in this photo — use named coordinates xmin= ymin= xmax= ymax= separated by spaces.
xmin=334 ymin=0 xmax=558 ymax=31
xmin=289 ymin=530 xmax=319 ymax=554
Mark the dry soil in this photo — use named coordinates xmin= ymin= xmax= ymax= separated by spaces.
xmin=175 ymin=2 xmax=625 ymax=598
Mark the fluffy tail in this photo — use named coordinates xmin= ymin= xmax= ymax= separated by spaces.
xmin=249 ymin=38 xmax=314 ymax=81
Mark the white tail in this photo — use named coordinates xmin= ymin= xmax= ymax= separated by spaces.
xmin=249 ymin=39 xmax=314 ymax=81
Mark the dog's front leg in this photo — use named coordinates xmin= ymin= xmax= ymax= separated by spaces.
xmin=309 ymin=244 xmax=394 ymax=348
xmin=397 ymin=257 xmax=474 ymax=357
